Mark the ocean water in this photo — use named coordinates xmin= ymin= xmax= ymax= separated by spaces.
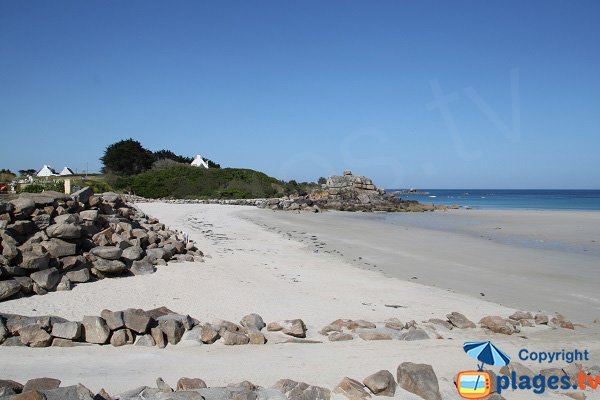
xmin=389 ymin=189 xmax=600 ymax=211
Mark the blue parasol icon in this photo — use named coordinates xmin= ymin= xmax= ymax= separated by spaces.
xmin=463 ymin=341 xmax=511 ymax=370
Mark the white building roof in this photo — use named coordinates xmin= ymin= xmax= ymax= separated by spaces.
xmin=191 ymin=155 xmax=209 ymax=169
xmin=59 ymin=167 xmax=74 ymax=176
xmin=36 ymin=165 xmax=58 ymax=177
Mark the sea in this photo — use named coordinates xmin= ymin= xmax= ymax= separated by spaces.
xmin=389 ymin=189 xmax=600 ymax=211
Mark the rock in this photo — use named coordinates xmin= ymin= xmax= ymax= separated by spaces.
xmin=176 ymin=378 xmax=207 ymax=391
xmin=384 ymin=318 xmax=404 ymax=331
xmin=10 ymin=390 xmax=46 ymax=399
xmin=134 ymin=334 xmax=156 ymax=347
xmin=51 ymin=321 xmax=81 ymax=340
xmin=240 ymin=313 xmax=266 ymax=331
xmin=71 ymin=187 xmax=93 ymax=204
xmin=509 ymin=311 xmax=533 ymax=321
xmin=22 ymin=378 xmax=61 ymax=392
xmin=200 ymin=324 xmax=220 ymax=344
xmin=247 ymin=328 xmax=266 ymax=344
xmin=30 ymin=268 xmax=61 ymax=290
xmin=0 ymin=379 xmax=23 ymax=394
xmin=42 ymin=238 xmax=77 ymax=258
xmin=110 ymin=329 xmax=134 ymax=347
xmin=363 ymin=370 xmax=395 ymax=397
xmin=18 ymin=324 xmax=52 ymax=347
xmin=14 ymin=276 xmax=34 ymax=293
xmin=446 ymin=312 xmax=476 ymax=329
xmin=93 ymin=258 xmax=126 ymax=274
xmin=156 ymin=377 xmax=173 ymax=393
xmin=272 ymin=379 xmax=331 ymax=400
xmin=2 ymin=336 xmax=26 ymax=346
xmin=426 ymin=319 xmax=453 ymax=330
xmin=130 ymin=260 xmax=155 ymax=275
xmin=400 ymin=328 xmax=430 ymax=341
xmin=0 ymin=318 xmax=7 ymax=344
xmin=123 ymin=309 xmax=152 ymax=333
xmin=95 ymin=388 xmax=113 ymax=400
xmin=100 ymin=310 xmax=124 ymax=330
xmin=10 ymin=197 xmax=36 ymax=216
xmin=122 ymin=246 xmax=144 ymax=261
xmin=334 ymin=377 xmax=371 ymax=400
xmin=397 ymin=362 xmax=441 ymax=400
xmin=159 ymin=319 xmax=185 ymax=345
xmin=82 ymin=316 xmax=110 ymax=344
xmin=151 ymin=327 xmax=167 ymax=349
xmin=0 ymin=279 xmax=21 ymax=301
xmin=358 ymin=331 xmax=392 ymax=341
xmin=32 ymin=214 xmax=52 ymax=230
xmin=41 ymin=383 xmax=95 ymax=400
xmin=222 ymin=330 xmax=249 ymax=345
xmin=319 ymin=325 xmax=342 ymax=336
xmin=79 ymin=210 xmax=98 ymax=222
xmin=329 ymin=332 xmax=354 ymax=341
xmin=52 ymin=338 xmax=76 ymax=347
xmin=91 ymin=246 xmax=123 ymax=260
xmin=534 ymin=313 xmax=549 ymax=325
xmin=268 ymin=319 xmax=307 ymax=338
xmin=20 ymin=253 xmax=50 ymax=271
xmin=64 ymin=266 xmax=90 ymax=283
xmin=479 ymin=316 xmax=519 ymax=335
xmin=499 ymin=362 xmax=535 ymax=378
xmin=46 ymin=223 xmax=82 ymax=240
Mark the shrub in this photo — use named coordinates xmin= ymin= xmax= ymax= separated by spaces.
xmin=127 ymin=165 xmax=280 ymax=199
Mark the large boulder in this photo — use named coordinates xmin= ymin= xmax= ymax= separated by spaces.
xmin=46 ymin=224 xmax=82 ymax=240
xmin=363 ymin=370 xmax=395 ymax=397
xmin=40 ymin=383 xmax=95 ymax=400
xmin=200 ymin=324 xmax=220 ymax=344
xmin=130 ymin=260 xmax=155 ymax=275
xmin=71 ymin=187 xmax=93 ymax=204
xmin=18 ymin=324 xmax=52 ymax=347
xmin=82 ymin=316 xmax=110 ymax=344
xmin=91 ymin=246 xmax=123 ymax=260
xmin=122 ymin=246 xmax=144 ymax=261
xmin=222 ymin=330 xmax=249 ymax=345
xmin=100 ymin=310 xmax=124 ymax=330
xmin=0 ymin=279 xmax=21 ymax=301
xmin=446 ymin=312 xmax=476 ymax=329
xmin=123 ymin=309 xmax=152 ymax=334
xmin=22 ymin=378 xmax=61 ymax=392
xmin=9 ymin=197 xmax=36 ymax=217
xmin=42 ymin=238 xmax=77 ymax=258
xmin=20 ymin=253 xmax=50 ymax=271
xmin=93 ymin=258 xmax=126 ymax=274
xmin=51 ymin=321 xmax=81 ymax=340
xmin=176 ymin=377 xmax=207 ymax=391
xmin=30 ymin=268 xmax=61 ymax=291
xmin=333 ymin=377 xmax=371 ymax=399
xmin=110 ymin=329 xmax=135 ymax=347
xmin=479 ymin=316 xmax=519 ymax=335
xmin=396 ymin=362 xmax=441 ymax=400
xmin=267 ymin=319 xmax=307 ymax=338
xmin=240 ymin=313 xmax=266 ymax=331
xmin=159 ymin=319 xmax=185 ymax=345
xmin=272 ymin=379 xmax=331 ymax=400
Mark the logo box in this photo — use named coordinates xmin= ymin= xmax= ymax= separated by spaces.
xmin=457 ymin=371 xmax=492 ymax=399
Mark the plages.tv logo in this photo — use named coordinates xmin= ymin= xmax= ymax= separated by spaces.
xmin=456 ymin=341 xmax=509 ymax=399
xmin=456 ymin=341 xmax=598 ymax=398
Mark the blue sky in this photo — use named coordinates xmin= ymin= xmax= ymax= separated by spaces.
xmin=1 ymin=0 xmax=599 ymax=189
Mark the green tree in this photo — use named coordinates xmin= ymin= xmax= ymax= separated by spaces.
xmin=100 ymin=139 xmax=155 ymax=175
xmin=18 ymin=169 xmax=36 ymax=176
xmin=153 ymin=149 xmax=193 ymax=164
xmin=318 ymin=177 xmax=327 ymax=185
xmin=0 ymin=169 xmax=16 ymax=182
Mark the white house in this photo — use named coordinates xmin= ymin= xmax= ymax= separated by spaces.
xmin=191 ymin=154 xmax=209 ymax=169
xmin=35 ymin=165 xmax=58 ymax=177
xmin=59 ymin=167 xmax=75 ymax=176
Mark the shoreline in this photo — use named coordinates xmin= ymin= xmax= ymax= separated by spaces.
xmin=239 ymin=207 xmax=600 ymax=323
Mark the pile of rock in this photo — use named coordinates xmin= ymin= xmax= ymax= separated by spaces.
xmin=425 ymin=311 xmax=576 ymax=336
xmin=0 ymin=188 xmax=202 ymax=302
xmin=319 ymin=318 xmax=431 ymax=341
xmin=0 ymin=361 xmax=445 ymax=400
xmin=0 ymin=309 xmax=306 ymax=349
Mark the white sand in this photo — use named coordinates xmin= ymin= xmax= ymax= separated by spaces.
xmin=1 ymin=204 xmax=599 ymax=399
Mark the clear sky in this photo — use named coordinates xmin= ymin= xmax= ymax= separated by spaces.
xmin=1 ymin=0 xmax=599 ymax=189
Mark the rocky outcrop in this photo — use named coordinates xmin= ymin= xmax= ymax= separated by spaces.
xmin=0 ymin=189 xmax=203 ymax=302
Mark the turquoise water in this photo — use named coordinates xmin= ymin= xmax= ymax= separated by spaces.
xmin=390 ymin=189 xmax=600 ymax=211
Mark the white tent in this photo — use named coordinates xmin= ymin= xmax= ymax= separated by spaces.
xmin=35 ymin=165 xmax=58 ymax=177
xmin=59 ymin=167 xmax=74 ymax=176
xmin=191 ymin=155 xmax=209 ymax=169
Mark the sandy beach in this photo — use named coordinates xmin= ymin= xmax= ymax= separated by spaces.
xmin=2 ymin=203 xmax=600 ymax=399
